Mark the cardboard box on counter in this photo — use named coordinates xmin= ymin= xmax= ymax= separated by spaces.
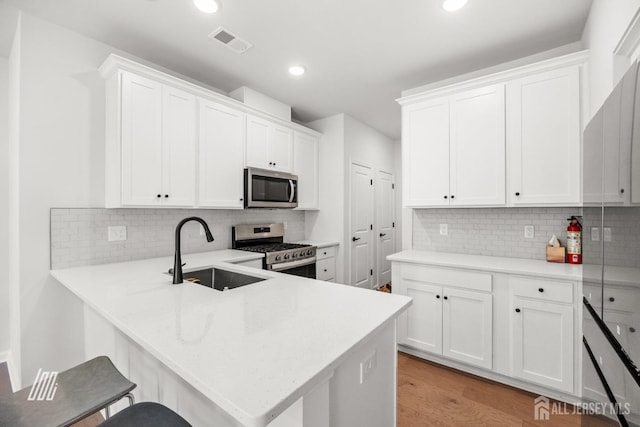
xmin=546 ymin=246 xmax=566 ymax=263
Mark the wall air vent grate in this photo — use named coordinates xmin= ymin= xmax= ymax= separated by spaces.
xmin=208 ymin=27 xmax=253 ymax=54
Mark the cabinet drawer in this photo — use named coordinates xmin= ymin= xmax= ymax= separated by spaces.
xmin=510 ymin=276 xmax=573 ymax=303
xmin=317 ymin=246 xmax=336 ymax=261
xmin=317 ymin=258 xmax=335 ymax=281
xmin=400 ymin=264 xmax=492 ymax=293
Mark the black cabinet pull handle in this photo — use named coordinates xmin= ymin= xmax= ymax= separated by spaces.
xmin=538 ymin=288 xmax=544 ymax=293
xmin=515 ymin=192 xmax=520 ymax=196
xmin=609 ymin=297 xmax=615 ymax=302
xmin=443 ymin=296 xmax=448 ymax=300
xmin=352 ymin=237 xmax=360 ymax=242
xmin=444 ymin=195 xmax=448 ymax=199
xmin=515 ymin=308 xmax=521 ymax=313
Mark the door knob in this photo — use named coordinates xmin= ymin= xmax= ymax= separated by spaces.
xmin=352 ymin=237 xmax=361 ymax=242
xmin=380 ymin=233 xmax=386 ymax=237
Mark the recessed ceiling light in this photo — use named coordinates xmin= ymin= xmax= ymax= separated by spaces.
xmin=193 ymin=0 xmax=219 ymax=14
xmin=442 ymin=0 xmax=468 ymax=12
xmin=288 ymin=65 xmax=306 ymax=76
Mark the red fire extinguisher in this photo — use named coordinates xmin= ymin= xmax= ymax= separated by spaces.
xmin=567 ymin=216 xmax=582 ymax=264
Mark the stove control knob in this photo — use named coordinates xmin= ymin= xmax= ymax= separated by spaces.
xmin=300 ymin=251 xmax=307 ymax=257
xmin=292 ymin=252 xmax=298 ymax=258
xmin=284 ymin=254 xmax=290 ymax=260
xmin=275 ymin=255 xmax=281 ymax=261
xmin=306 ymin=250 xmax=313 ymax=256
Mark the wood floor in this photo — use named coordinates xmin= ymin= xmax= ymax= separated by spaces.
xmin=398 ymin=352 xmax=617 ymax=426
xmin=0 ymin=357 xmax=620 ymax=426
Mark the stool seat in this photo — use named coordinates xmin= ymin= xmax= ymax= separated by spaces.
xmin=0 ymin=356 xmax=136 ymax=427
xmin=97 ymin=402 xmax=192 ymax=427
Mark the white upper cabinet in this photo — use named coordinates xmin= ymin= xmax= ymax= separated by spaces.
xmin=449 ymin=84 xmax=506 ymax=206
xmin=399 ymin=51 xmax=586 ymax=208
xmin=119 ymin=72 xmax=195 ymax=207
xmin=402 ymin=84 xmax=505 ymax=207
xmin=507 ymin=65 xmax=581 ymax=206
xmin=198 ymin=99 xmax=245 ymax=209
xmin=293 ymin=131 xmax=319 ymax=210
xmin=246 ymin=114 xmax=293 ymax=172
xmin=402 ymin=97 xmax=450 ymax=207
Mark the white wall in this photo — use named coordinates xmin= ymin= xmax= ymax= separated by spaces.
xmin=392 ymin=140 xmax=403 ymax=253
xmin=305 ymin=114 xmax=346 ymax=284
xmin=0 ymin=55 xmax=9 ymax=359
xmin=582 ymin=0 xmax=640 ymax=117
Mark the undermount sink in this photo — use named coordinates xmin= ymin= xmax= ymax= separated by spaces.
xmin=179 ymin=267 xmax=267 ymax=291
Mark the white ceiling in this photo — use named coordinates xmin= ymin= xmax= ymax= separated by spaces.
xmin=0 ymin=0 xmax=593 ymax=139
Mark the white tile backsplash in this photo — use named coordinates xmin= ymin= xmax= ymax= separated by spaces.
xmin=50 ymin=208 xmax=305 ymax=269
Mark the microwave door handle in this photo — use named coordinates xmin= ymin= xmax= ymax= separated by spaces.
xmin=289 ymin=180 xmax=295 ymax=203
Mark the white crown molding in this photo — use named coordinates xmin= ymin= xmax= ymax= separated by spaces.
xmin=99 ymin=54 xmax=321 ymax=137
xmin=397 ymin=50 xmax=589 ymax=106
xmin=614 ymin=8 xmax=640 ymax=58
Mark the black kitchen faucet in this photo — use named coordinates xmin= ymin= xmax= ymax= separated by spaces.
xmin=172 ymin=217 xmax=214 ymax=284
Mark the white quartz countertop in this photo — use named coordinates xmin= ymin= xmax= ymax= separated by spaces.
xmin=295 ymin=240 xmax=340 ymax=249
xmin=387 ymin=250 xmax=582 ymax=280
xmin=51 ymin=249 xmax=410 ymax=427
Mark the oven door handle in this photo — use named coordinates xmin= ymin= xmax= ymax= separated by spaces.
xmin=288 ymin=180 xmax=295 ymax=203
xmin=269 ymin=257 xmax=316 ymax=271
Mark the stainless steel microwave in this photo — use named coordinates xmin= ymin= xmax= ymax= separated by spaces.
xmin=244 ymin=168 xmax=298 ymax=208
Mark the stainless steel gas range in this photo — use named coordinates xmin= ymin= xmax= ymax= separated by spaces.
xmin=232 ymin=223 xmax=316 ymax=278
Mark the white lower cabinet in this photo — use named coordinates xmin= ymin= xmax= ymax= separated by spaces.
xmin=511 ymin=297 xmax=574 ymax=393
xmin=396 ymin=266 xmax=493 ymax=370
xmin=392 ymin=258 xmax=579 ymax=399
xmin=316 ymin=245 xmax=337 ymax=282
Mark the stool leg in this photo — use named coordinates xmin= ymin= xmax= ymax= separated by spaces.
xmin=125 ymin=393 xmax=135 ymax=406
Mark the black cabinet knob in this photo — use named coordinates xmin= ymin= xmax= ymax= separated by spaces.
xmin=515 ymin=192 xmax=520 ymax=196
xmin=538 ymin=288 xmax=544 ymax=293
xmin=273 ymin=162 xmax=276 ymax=166
xmin=443 ymin=296 xmax=448 ymax=300
xmin=240 ymin=198 xmax=243 ymax=201
xmin=621 ymin=189 xmax=625 ymax=194
xmin=324 ymin=269 xmax=327 ymax=272
xmin=630 ymin=327 xmax=636 ymax=333
xmin=609 ymin=297 xmax=615 ymax=302
xmin=157 ymin=194 xmax=161 ymax=198
xmin=323 ymin=251 xmax=327 ymax=255
xmin=444 ymin=195 xmax=448 ymax=199
xmin=164 ymin=194 xmax=169 ymax=198
xmin=450 ymin=195 xmax=455 ymax=199
xmin=515 ymin=308 xmax=521 ymax=313
xmin=436 ymin=295 xmax=440 ymax=299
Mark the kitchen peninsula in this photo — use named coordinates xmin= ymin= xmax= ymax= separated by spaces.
xmin=51 ymin=250 xmax=411 ymax=427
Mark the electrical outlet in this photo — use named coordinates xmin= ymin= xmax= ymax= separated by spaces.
xmin=604 ymin=227 xmax=612 ymax=242
xmin=439 ymin=224 xmax=448 ymax=236
xmin=360 ymin=350 xmax=377 ymax=384
xmin=524 ymin=225 xmax=534 ymax=239
xmin=107 ymin=226 xmax=127 ymax=242
xmin=591 ymin=227 xmax=600 ymax=241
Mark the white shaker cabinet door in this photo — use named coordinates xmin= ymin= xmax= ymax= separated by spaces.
xmin=270 ymin=124 xmax=294 ymax=173
xmin=120 ymin=72 xmax=163 ymax=206
xmin=449 ymin=84 xmax=506 ymax=206
xmin=442 ymin=288 xmax=493 ymax=369
xmin=161 ymin=86 xmax=196 ymax=207
xmin=198 ymin=100 xmax=245 ymax=208
xmin=293 ymin=131 xmax=319 ymax=209
xmin=398 ymin=280 xmax=443 ymax=355
xmin=245 ymin=115 xmax=271 ymax=170
xmin=511 ymin=297 xmax=574 ymax=393
xmin=402 ymin=98 xmax=450 ymax=207
xmin=507 ymin=65 xmax=581 ymax=206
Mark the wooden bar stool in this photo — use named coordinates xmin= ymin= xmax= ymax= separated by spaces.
xmin=0 ymin=356 xmax=136 ymax=427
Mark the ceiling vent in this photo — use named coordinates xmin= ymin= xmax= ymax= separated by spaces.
xmin=208 ymin=27 xmax=253 ymax=54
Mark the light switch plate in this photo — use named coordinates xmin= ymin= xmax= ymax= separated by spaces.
xmin=108 ymin=226 xmax=127 ymax=242
xmin=524 ymin=225 xmax=534 ymax=239
xmin=439 ymin=224 xmax=448 ymax=236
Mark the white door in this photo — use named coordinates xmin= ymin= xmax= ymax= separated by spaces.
xmin=507 ymin=65 xmax=581 ymax=205
xmin=270 ymin=124 xmax=293 ymax=172
xmin=398 ymin=280 xmax=443 ymax=355
xmin=161 ymin=86 xmax=196 ymax=207
xmin=350 ymin=163 xmax=373 ymax=288
xmin=245 ymin=115 xmax=270 ymax=169
xmin=376 ymin=171 xmax=394 ymax=287
xmin=120 ymin=72 xmax=163 ymax=206
xmin=449 ymin=84 xmax=505 ymax=206
xmin=402 ymin=98 xmax=450 ymax=207
xmin=442 ymin=288 xmax=493 ymax=369
xmin=293 ymin=132 xmax=319 ymax=209
xmin=512 ymin=297 xmax=574 ymax=392
xmin=198 ymin=100 xmax=245 ymax=208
